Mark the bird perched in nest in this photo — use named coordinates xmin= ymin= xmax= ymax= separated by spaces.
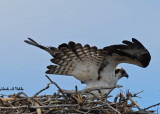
xmin=25 ymin=38 xmax=151 ymax=97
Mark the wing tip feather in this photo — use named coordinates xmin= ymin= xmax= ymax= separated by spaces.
xmin=132 ymin=38 xmax=145 ymax=48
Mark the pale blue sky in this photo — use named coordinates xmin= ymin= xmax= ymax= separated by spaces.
xmin=0 ymin=0 xmax=160 ymax=110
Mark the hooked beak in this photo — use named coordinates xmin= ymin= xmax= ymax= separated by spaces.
xmin=124 ymin=73 xmax=129 ymax=79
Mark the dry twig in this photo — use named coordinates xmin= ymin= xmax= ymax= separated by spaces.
xmin=0 ymin=76 xmax=155 ymax=114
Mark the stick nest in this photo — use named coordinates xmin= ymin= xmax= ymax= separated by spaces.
xmin=0 ymin=75 xmax=156 ymax=114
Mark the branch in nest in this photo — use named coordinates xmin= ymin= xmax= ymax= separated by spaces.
xmin=132 ymin=90 xmax=144 ymax=97
xmin=61 ymin=85 xmax=123 ymax=94
xmin=0 ymin=104 xmax=78 ymax=110
xmin=45 ymin=75 xmax=67 ymax=103
xmin=143 ymin=102 xmax=160 ymax=111
xmin=33 ymin=82 xmax=52 ymax=97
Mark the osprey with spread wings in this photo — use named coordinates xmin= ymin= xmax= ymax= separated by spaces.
xmin=25 ymin=38 xmax=151 ymax=96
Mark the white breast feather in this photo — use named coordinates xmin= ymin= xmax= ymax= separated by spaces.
xmin=71 ymin=61 xmax=98 ymax=82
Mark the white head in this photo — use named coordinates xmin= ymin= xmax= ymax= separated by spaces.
xmin=115 ymin=67 xmax=128 ymax=80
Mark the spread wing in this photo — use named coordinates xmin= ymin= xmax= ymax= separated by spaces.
xmin=24 ymin=38 xmax=151 ymax=82
xmin=25 ymin=38 xmax=105 ymax=82
xmin=103 ymin=38 xmax=151 ymax=67
xmin=97 ymin=38 xmax=151 ymax=79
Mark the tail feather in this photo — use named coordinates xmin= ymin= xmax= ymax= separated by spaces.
xmin=46 ymin=65 xmax=72 ymax=75
xmin=58 ymin=43 xmax=69 ymax=49
xmin=51 ymin=58 xmax=64 ymax=65
xmin=68 ymin=41 xmax=78 ymax=55
xmin=83 ymin=44 xmax=92 ymax=60
xmin=24 ymin=38 xmax=48 ymax=50
xmin=59 ymin=47 xmax=80 ymax=61
xmin=96 ymin=49 xmax=105 ymax=65
xmin=90 ymin=46 xmax=98 ymax=63
xmin=24 ymin=38 xmax=60 ymax=57
xmin=75 ymin=43 xmax=88 ymax=61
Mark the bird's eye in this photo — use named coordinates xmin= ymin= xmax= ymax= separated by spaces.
xmin=115 ymin=69 xmax=120 ymax=74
